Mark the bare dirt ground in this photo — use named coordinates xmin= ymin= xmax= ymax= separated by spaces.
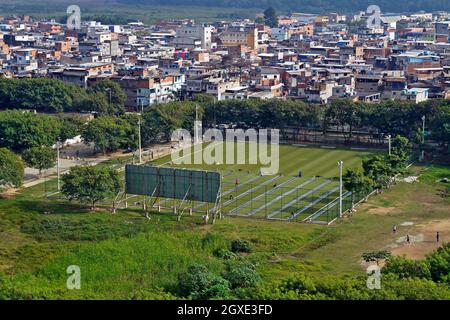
xmin=390 ymin=219 xmax=450 ymax=259
xmin=366 ymin=205 xmax=399 ymax=216
xmin=0 ymin=188 xmax=18 ymax=199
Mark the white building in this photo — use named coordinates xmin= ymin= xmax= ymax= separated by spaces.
xmin=173 ymin=24 xmax=213 ymax=50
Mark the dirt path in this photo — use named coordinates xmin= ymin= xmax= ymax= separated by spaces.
xmin=389 ymin=219 xmax=450 ymax=259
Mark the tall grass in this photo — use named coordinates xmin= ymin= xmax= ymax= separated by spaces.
xmin=2 ymin=231 xmax=228 ymax=299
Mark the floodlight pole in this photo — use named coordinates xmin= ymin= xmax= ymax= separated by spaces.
xmin=138 ymin=100 xmax=143 ymax=164
xmin=421 ymin=115 xmax=425 ymax=161
xmin=138 ymin=117 xmax=142 ymax=164
xmin=338 ymin=161 xmax=343 ymax=218
xmin=387 ymin=135 xmax=391 ymax=156
xmin=56 ymin=141 xmax=61 ymax=192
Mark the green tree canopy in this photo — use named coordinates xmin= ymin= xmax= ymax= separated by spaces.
xmin=343 ymin=168 xmax=373 ymax=201
xmin=22 ymin=146 xmax=56 ymax=176
xmin=0 ymin=78 xmax=86 ymax=113
xmin=59 ymin=116 xmax=86 ymax=142
xmin=178 ymin=264 xmax=230 ymax=300
xmin=82 ymin=115 xmax=138 ymax=155
xmin=85 ymin=79 xmax=127 ymax=115
xmin=362 ymin=155 xmax=394 ymax=189
xmin=0 ymin=148 xmax=24 ymax=189
xmin=264 ymin=7 xmax=278 ymax=28
xmin=141 ymin=101 xmax=199 ymax=145
xmin=0 ymin=110 xmax=62 ymax=152
xmin=391 ymin=135 xmax=412 ymax=163
xmin=61 ymin=166 xmax=122 ymax=209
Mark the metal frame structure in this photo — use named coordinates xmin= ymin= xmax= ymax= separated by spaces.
xmin=118 ymin=165 xmax=222 ymax=222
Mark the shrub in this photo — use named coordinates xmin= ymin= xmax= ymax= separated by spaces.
xmin=222 ymin=260 xmax=260 ymax=289
xmin=230 ymin=239 xmax=252 ymax=253
xmin=178 ymin=264 xmax=230 ymax=300
xmin=213 ymin=248 xmax=237 ymax=260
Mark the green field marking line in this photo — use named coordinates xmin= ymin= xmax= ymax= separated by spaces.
xmin=281 ymin=149 xmax=337 ymax=176
xmin=190 ymin=174 xmax=264 ymax=210
xmin=223 ymin=174 xmax=260 ymax=192
xmin=293 ymin=188 xmax=341 ymax=221
xmin=223 ymin=173 xmax=255 ymax=188
xmin=222 ymin=175 xmax=283 ymax=207
xmin=227 ymin=177 xmax=298 ymax=215
xmin=246 ymin=177 xmax=318 ymax=217
xmin=242 ymin=179 xmax=330 ymax=217
xmin=155 ymin=141 xmax=218 ymax=167
xmin=238 ymin=178 xmax=316 ymax=217
xmin=286 ymin=186 xmax=341 ymax=221
xmin=267 ymin=179 xmax=332 ymax=219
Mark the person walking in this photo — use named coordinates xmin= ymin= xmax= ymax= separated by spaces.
xmin=406 ymin=234 xmax=410 ymax=244
xmin=436 ymin=231 xmax=440 ymax=243
xmin=393 ymin=224 xmax=397 ymax=234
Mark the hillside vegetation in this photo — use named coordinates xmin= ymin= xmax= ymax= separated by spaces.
xmin=118 ymin=0 xmax=450 ymax=13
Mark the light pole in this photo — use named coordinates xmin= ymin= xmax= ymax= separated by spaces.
xmin=138 ymin=100 xmax=143 ymax=164
xmin=387 ymin=134 xmax=391 ymax=156
xmin=56 ymin=140 xmax=61 ymax=192
xmin=421 ymin=115 xmax=425 ymax=161
xmin=338 ymin=160 xmax=343 ymax=218
xmin=138 ymin=117 xmax=142 ymax=164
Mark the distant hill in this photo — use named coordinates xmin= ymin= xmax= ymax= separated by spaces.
xmin=118 ymin=0 xmax=450 ymax=14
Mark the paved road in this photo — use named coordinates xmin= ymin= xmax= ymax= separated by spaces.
xmin=23 ymin=143 xmax=110 ymax=188
xmin=22 ymin=142 xmax=177 ymax=188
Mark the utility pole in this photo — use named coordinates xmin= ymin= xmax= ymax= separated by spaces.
xmin=138 ymin=100 xmax=143 ymax=164
xmin=194 ymin=103 xmax=200 ymax=144
xmin=421 ymin=115 xmax=425 ymax=161
xmin=338 ymin=161 xmax=343 ymax=218
xmin=138 ymin=117 xmax=142 ymax=164
xmin=56 ymin=140 xmax=61 ymax=192
xmin=387 ymin=135 xmax=391 ymax=156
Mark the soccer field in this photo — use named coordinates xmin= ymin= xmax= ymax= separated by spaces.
xmin=132 ymin=143 xmax=381 ymax=224
xmin=152 ymin=142 xmax=377 ymax=177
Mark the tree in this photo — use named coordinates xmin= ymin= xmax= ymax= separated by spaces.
xmin=141 ymin=102 xmax=198 ymax=145
xmin=82 ymin=116 xmax=138 ymax=155
xmin=343 ymin=168 xmax=373 ymax=204
xmin=0 ymin=110 xmax=62 ymax=152
xmin=0 ymin=78 xmax=86 ymax=113
xmin=61 ymin=166 xmax=121 ymax=210
xmin=391 ymin=135 xmax=412 ymax=164
xmin=425 ymin=243 xmax=450 ymax=283
xmin=59 ymin=116 xmax=86 ymax=142
xmin=0 ymin=148 xmax=24 ymax=189
xmin=22 ymin=146 xmax=56 ymax=177
xmin=362 ymin=155 xmax=395 ymax=189
xmin=81 ymin=92 xmax=110 ymax=115
xmin=263 ymin=7 xmax=278 ymax=28
xmin=86 ymin=79 xmax=126 ymax=115
xmin=382 ymin=256 xmax=431 ymax=279
xmin=362 ymin=250 xmax=392 ymax=266
xmin=325 ymin=100 xmax=362 ymax=139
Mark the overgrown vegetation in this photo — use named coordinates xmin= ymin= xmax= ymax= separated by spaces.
xmin=0 ymin=165 xmax=449 ymax=299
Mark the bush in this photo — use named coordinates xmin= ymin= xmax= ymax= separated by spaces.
xmin=213 ymin=248 xmax=237 ymax=260
xmin=383 ymin=256 xmax=431 ymax=279
xmin=230 ymin=239 xmax=252 ymax=253
xmin=178 ymin=264 xmax=230 ymax=300
xmin=222 ymin=260 xmax=260 ymax=289
xmin=0 ymin=147 xmax=24 ymax=188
